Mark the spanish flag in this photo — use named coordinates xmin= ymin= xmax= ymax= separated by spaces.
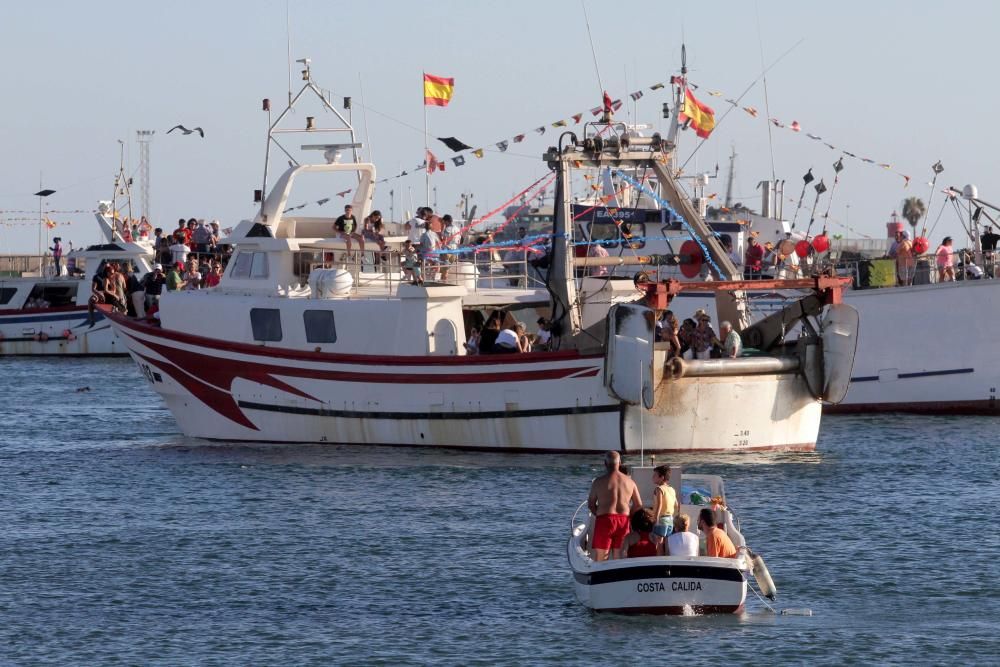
xmin=423 ymin=73 xmax=454 ymax=107
xmin=680 ymin=89 xmax=716 ymax=139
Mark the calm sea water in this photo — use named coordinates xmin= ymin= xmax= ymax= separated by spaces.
xmin=1 ymin=357 xmax=997 ymax=665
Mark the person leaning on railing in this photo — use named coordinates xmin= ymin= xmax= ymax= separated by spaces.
xmin=935 ymin=236 xmax=955 ymax=282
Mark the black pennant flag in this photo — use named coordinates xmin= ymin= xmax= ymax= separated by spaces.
xmin=438 ymin=136 xmax=472 ymax=152
xmin=452 ymin=155 xmax=466 ymax=167
xmin=803 ymin=168 xmax=814 ymax=184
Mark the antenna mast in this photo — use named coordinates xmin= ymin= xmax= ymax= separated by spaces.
xmin=724 ymin=145 xmax=737 ymax=208
xmin=137 ymin=130 xmax=154 ymax=222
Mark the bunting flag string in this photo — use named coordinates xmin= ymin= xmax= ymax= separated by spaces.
xmin=700 ymin=80 xmax=914 ymax=187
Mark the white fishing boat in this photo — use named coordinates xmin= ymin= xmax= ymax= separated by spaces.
xmin=103 ymin=63 xmax=858 ymax=452
xmin=0 ymin=222 xmax=152 ymax=356
xmin=568 ymin=466 xmax=775 ymax=614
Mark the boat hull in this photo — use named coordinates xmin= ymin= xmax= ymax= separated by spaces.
xmin=107 ymin=313 xmax=822 ymax=452
xmin=0 ymin=307 xmax=125 ymax=356
xmin=567 ymin=528 xmax=748 ymax=614
xmin=673 ymin=279 xmax=1000 ymax=415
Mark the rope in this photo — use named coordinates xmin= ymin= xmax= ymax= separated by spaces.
xmin=741 ymin=567 xmax=777 ymax=613
xmin=612 ymin=169 xmax=723 ymax=276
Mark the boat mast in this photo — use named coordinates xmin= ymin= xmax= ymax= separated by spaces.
xmin=665 ymin=44 xmax=687 ymax=161
xmin=724 ymin=145 xmax=737 ymax=209
xmin=258 ymin=59 xmax=362 ymax=223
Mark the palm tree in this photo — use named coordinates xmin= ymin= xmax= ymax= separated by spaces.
xmin=901 ymin=197 xmax=926 ymax=237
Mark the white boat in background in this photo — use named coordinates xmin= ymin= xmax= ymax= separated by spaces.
xmin=105 ymin=62 xmax=858 ymax=453
xmin=0 ymin=214 xmax=152 ymax=356
xmin=568 ymin=466 xmax=774 ymax=614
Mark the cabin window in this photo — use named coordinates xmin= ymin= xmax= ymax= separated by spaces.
xmin=589 ymin=222 xmax=620 ymax=248
xmin=250 ymin=308 xmax=282 ymax=342
xmin=0 ymin=287 xmax=16 ymax=305
xmin=250 ymin=252 xmax=269 ymax=279
xmin=230 ymin=251 xmax=270 ymax=279
xmin=303 ymin=310 xmax=337 ymax=343
xmin=230 ymin=252 xmax=252 ymax=278
xmin=623 ymin=222 xmax=646 ymax=250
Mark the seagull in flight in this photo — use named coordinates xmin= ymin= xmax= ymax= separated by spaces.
xmin=167 ymin=125 xmax=205 ymax=138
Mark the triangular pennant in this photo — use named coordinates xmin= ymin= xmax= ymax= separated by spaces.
xmin=611 ymin=99 xmax=623 ymax=111
xmin=789 ymin=121 xmax=801 ymax=132
xmin=806 ymin=133 xmax=822 ymax=140
xmin=650 ymin=83 xmax=665 ymax=90
xmin=513 ymin=134 xmax=526 ymax=143
xmin=552 ymin=120 xmax=567 ymax=128
xmin=472 ymin=148 xmax=485 ymax=158
xmin=316 ymin=198 xmax=330 ymax=205
xmin=833 ymin=158 xmax=844 ymax=173
xmin=590 ymin=106 xmax=602 ymax=116
xmin=438 ymin=161 xmax=445 ymax=172
xmin=452 ymin=155 xmax=466 ymax=166
xmin=572 ymin=113 xmax=583 ymax=124
xmin=707 ymin=90 xmax=722 ymax=97
xmin=803 ymin=168 xmax=814 ymax=184
xmin=814 ymin=179 xmax=827 ymax=195
xmin=743 ymin=106 xmax=758 ymax=117
xmin=629 ymin=90 xmax=643 ymax=101
xmin=496 ymin=140 xmax=509 ymax=152
xmin=534 ymin=126 xmax=546 ymax=134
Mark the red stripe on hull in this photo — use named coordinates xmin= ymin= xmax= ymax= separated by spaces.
xmin=104 ymin=309 xmax=601 ymax=366
xmin=127 ymin=331 xmax=602 ymax=385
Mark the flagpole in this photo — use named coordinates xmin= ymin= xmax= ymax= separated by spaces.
xmin=423 ymin=71 xmax=430 ymax=207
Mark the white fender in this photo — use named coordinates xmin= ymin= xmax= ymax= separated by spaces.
xmin=821 ymin=303 xmax=860 ymax=404
xmin=752 ymin=554 xmax=777 ymax=601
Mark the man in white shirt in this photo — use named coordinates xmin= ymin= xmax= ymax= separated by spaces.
xmin=493 ymin=328 xmax=520 ymax=353
xmin=720 ymin=321 xmax=742 ymax=358
xmin=533 ymin=317 xmax=552 ymax=351
xmin=169 ymin=237 xmax=191 ymax=265
xmin=406 ymin=207 xmax=428 ymax=243
xmin=665 ymin=515 xmax=699 ymax=557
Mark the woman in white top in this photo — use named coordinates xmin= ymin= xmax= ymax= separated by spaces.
xmin=665 ymin=514 xmax=699 ymax=557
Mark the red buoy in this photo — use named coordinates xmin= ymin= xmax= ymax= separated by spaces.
xmin=795 ymin=240 xmax=811 ymax=258
xmin=679 ymin=240 xmax=703 ymax=278
xmin=812 ymin=234 xmax=830 ymax=253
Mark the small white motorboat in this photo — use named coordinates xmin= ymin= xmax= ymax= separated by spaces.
xmin=568 ymin=466 xmax=775 ymax=615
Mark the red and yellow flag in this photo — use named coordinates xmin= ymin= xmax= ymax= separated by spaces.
xmin=680 ymin=89 xmax=716 ymax=139
xmin=423 ymin=73 xmax=454 ymax=107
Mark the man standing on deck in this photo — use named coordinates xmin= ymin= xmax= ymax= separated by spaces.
xmin=587 ymin=451 xmax=642 ymax=561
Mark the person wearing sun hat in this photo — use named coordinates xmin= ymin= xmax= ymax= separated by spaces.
xmin=692 ymin=309 xmax=718 ymax=360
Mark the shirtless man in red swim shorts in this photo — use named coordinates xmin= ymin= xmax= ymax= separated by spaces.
xmin=587 ymin=451 xmax=642 ymax=561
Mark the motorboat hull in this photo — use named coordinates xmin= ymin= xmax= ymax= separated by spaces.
xmin=567 ymin=527 xmax=748 ymax=614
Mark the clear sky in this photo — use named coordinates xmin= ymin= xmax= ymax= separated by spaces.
xmin=0 ymin=0 xmax=994 ymax=253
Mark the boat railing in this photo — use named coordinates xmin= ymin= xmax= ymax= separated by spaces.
xmin=305 ymin=247 xmax=548 ymax=293
xmin=0 ymin=254 xmax=59 ymax=277
xmin=831 ymin=255 xmax=1000 ymax=289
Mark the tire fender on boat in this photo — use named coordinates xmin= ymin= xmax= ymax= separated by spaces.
xmin=752 ymin=554 xmax=777 ymax=601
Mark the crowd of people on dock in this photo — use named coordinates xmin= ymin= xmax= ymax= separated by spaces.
xmin=587 ymin=451 xmax=738 ymax=562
